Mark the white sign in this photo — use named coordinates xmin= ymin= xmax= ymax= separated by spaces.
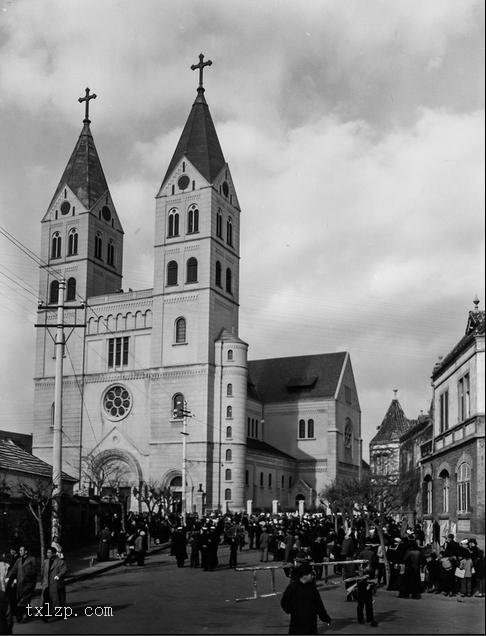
xmin=246 ymin=499 xmax=253 ymax=516
xmin=272 ymin=499 xmax=279 ymax=514
xmin=298 ymin=499 xmax=305 ymax=517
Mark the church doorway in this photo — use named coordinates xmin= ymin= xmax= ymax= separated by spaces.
xmin=87 ymin=449 xmax=142 ymax=512
xmin=169 ymin=476 xmax=182 ymax=514
xmin=295 ymin=494 xmax=305 ymax=506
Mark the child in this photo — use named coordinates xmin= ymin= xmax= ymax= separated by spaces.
xmin=459 ymin=549 xmax=473 ymax=597
xmin=425 ymin=553 xmax=441 ymax=593
xmin=345 ymin=566 xmax=378 ymax=627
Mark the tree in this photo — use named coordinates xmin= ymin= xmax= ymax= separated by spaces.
xmin=17 ymin=478 xmax=54 ymax=560
xmin=132 ymin=480 xmax=165 ymax=518
xmin=81 ymin=455 xmax=126 ymax=499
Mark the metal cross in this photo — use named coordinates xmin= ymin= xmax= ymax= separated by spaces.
xmin=191 ymin=53 xmax=212 ymax=90
xmin=78 ymin=87 xmax=97 ymax=123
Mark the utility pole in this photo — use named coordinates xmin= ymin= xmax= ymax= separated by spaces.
xmin=175 ymin=400 xmax=192 ymax=523
xmin=36 ymin=279 xmax=85 ymax=543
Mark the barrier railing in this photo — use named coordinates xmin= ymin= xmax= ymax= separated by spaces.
xmin=233 ymin=559 xmax=368 ymax=602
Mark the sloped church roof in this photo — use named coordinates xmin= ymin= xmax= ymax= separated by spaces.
xmin=161 ymin=88 xmax=226 ymax=188
xmin=49 ymin=122 xmax=109 ymax=210
xmin=370 ymin=398 xmax=414 ymax=444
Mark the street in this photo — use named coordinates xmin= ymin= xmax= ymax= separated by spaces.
xmin=15 ymin=546 xmax=485 ymax=635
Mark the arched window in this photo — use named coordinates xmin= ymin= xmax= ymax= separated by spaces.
xmin=49 ymin=280 xmax=59 ymax=304
xmin=268 ymin=473 xmax=272 ymax=488
xmin=175 ymin=317 xmax=186 ymax=343
xmin=50 ymin=402 xmax=55 ymax=429
xmin=107 ymin=239 xmax=115 ymax=266
xmin=225 ymin=468 xmax=232 ymax=481
xmin=94 ymin=232 xmax=103 ymax=259
xmin=457 ymin=462 xmax=471 ymax=512
xmin=167 ymin=260 xmax=178 ymax=286
xmin=225 ymin=449 xmax=232 ymax=461
xmin=66 ymin=277 xmax=76 ymax=301
xmin=226 ymin=405 xmax=233 ymax=418
xmin=215 ymin=260 xmax=222 ymax=287
xmin=260 ymin=472 xmax=264 ymax=486
xmin=226 ymin=218 xmax=233 ymax=246
xmin=51 ymin=232 xmax=61 ymax=259
xmin=67 ymin=228 xmax=78 ymax=256
xmin=281 ymin=475 xmax=285 ymax=489
xmin=227 ymin=383 xmax=233 ymax=396
xmin=298 ymin=419 xmax=306 ymax=439
xmin=172 ymin=393 xmax=184 ymax=419
xmin=423 ymin=475 xmax=433 ymax=515
xmin=245 ymin=470 xmax=249 ymax=486
xmin=307 ymin=419 xmax=314 ymax=438
xmin=216 ymin=209 xmax=223 ymax=238
xmin=225 ymin=488 xmax=231 ymax=501
xmin=440 ymin=469 xmax=450 ymax=514
xmin=227 ymin=349 xmax=233 ymax=361
xmin=187 ymin=205 xmax=199 ymax=233
xmin=289 ymin=476 xmax=292 ymax=489
xmin=186 ymin=257 xmax=198 ymax=283
xmin=226 ymin=426 xmax=232 ymax=438
xmin=226 ymin=268 xmax=232 ymax=294
xmin=168 ymin=209 xmax=179 ymax=237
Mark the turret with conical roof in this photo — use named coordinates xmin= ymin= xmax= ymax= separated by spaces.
xmin=39 ymin=90 xmax=123 ymax=303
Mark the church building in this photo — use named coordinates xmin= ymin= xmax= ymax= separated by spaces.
xmin=32 ymin=57 xmax=362 ymax=513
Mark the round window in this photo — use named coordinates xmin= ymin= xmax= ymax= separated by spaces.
xmin=61 ymin=201 xmax=71 ymax=215
xmin=178 ymin=175 xmax=190 ymax=191
xmin=102 ymin=205 xmax=112 ymax=221
xmin=103 ymin=385 xmax=132 ymax=420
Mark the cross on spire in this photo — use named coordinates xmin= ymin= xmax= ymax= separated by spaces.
xmin=191 ymin=53 xmax=212 ymax=91
xmin=78 ymin=87 xmax=97 ymax=124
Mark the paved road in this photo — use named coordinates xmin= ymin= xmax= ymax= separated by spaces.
xmin=15 ymin=546 xmax=485 ymax=634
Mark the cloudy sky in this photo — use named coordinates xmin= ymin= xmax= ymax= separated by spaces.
xmin=0 ymin=0 xmax=483 ymax=458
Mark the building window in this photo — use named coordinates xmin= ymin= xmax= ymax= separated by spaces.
xmin=457 ymin=462 xmax=471 ymax=512
xmin=216 ymin=209 xmax=223 ymax=238
xmin=225 ymin=449 xmax=232 ymax=461
xmin=168 ymin=209 xmax=179 ymax=237
xmin=440 ymin=470 xmax=450 ymax=514
xmin=51 ymin=232 xmax=61 ymax=259
xmin=289 ymin=476 xmax=292 ymax=489
xmin=226 ymin=426 xmax=232 ymax=438
xmin=255 ymin=420 xmax=258 ymax=438
xmin=298 ymin=419 xmax=306 ymax=438
xmin=108 ymin=336 xmax=129 ymax=368
xmin=226 ymin=218 xmax=233 ymax=246
xmin=245 ymin=470 xmax=249 ymax=486
xmin=281 ymin=475 xmax=285 ymax=489
xmin=439 ymin=390 xmax=449 ymax=433
xmin=226 ymin=406 xmax=233 ymax=419
xmin=345 ymin=385 xmax=352 ymax=404
xmin=344 ymin=419 xmax=353 ymax=460
xmin=225 ymin=469 xmax=232 ymax=481
xmin=458 ymin=374 xmax=470 ymax=422
xmin=175 ymin=317 xmax=186 ymax=343
xmin=227 ymin=349 xmax=233 ymax=361
xmin=225 ymin=488 xmax=231 ymax=501
xmin=423 ymin=476 xmax=433 ymax=515
xmin=67 ymin=228 xmax=78 ymax=256
xmin=103 ymin=385 xmax=132 ymax=420
xmin=49 ymin=280 xmax=59 ymax=304
xmin=186 ymin=257 xmax=198 ymax=283
xmin=167 ymin=260 xmax=178 ymax=286
xmin=50 ymin=402 xmax=55 ymax=429
xmin=307 ymin=419 xmax=314 ymax=438
xmin=268 ymin=474 xmax=272 ymax=488
xmin=247 ymin=417 xmax=251 ymax=437
xmin=227 ymin=383 xmax=233 ymax=396
xmin=260 ymin=472 xmax=264 ymax=487
xmin=107 ymin=240 xmax=115 ymax=266
xmin=225 ymin=268 xmax=232 ymax=294
xmin=215 ymin=260 xmax=222 ymax=287
xmin=172 ymin=393 xmax=184 ymax=419
xmin=94 ymin=232 xmax=103 ymax=259
xmin=187 ymin=205 xmax=199 ymax=233
xmin=66 ymin=277 xmax=76 ymax=301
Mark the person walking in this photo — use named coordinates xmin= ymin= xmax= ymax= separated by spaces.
xmin=5 ymin=546 xmax=36 ymax=623
xmin=40 ymin=546 xmax=67 ymax=621
xmin=171 ymin=527 xmax=188 ymax=568
xmin=280 ymin=563 xmax=331 ymax=634
xmin=259 ymin=526 xmax=270 ymax=563
xmin=346 ymin=566 xmax=379 ymax=627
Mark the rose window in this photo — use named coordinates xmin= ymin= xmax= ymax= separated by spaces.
xmin=103 ymin=385 xmax=132 ymax=420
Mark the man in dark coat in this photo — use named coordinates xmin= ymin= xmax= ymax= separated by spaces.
xmin=171 ymin=527 xmax=188 ymax=568
xmin=40 ymin=547 xmax=68 ymax=620
xmin=399 ymin=541 xmax=424 ymax=599
xmin=281 ymin=563 xmax=331 ymax=635
xmin=5 ymin=546 xmax=36 ymax=622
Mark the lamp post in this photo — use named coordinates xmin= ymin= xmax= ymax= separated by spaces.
xmin=175 ymin=401 xmax=191 ymax=523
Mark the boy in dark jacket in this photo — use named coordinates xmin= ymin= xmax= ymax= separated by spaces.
xmin=346 ymin=566 xmax=378 ymax=627
xmin=281 ymin=563 xmax=331 ymax=634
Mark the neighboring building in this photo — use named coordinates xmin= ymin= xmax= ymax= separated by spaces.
xmin=0 ymin=429 xmax=32 ymax=453
xmin=369 ymin=391 xmax=415 ymax=479
xmin=420 ymin=299 xmax=485 ymax=544
xmin=32 ymin=63 xmax=362 ymax=513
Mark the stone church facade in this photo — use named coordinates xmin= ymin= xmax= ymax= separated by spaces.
xmin=32 ymin=64 xmax=362 ymax=513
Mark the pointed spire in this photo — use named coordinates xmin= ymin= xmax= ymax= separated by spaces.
xmin=160 ymin=55 xmax=225 ymax=189
xmin=371 ymin=395 xmax=413 ymax=443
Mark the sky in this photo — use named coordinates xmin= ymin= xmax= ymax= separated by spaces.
xmin=0 ymin=0 xmax=484 ymax=460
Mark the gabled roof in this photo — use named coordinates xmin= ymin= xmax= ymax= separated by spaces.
xmin=246 ymin=437 xmax=296 ymax=461
xmin=216 ymin=328 xmax=248 ymax=346
xmin=0 ymin=430 xmax=32 ymax=453
xmin=370 ymin=399 xmax=414 ymax=445
xmin=48 ymin=122 xmax=109 ymax=210
xmin=432 ymin=307 xmax=485 ymax=380
xmin=160 ymin=88 xmax=226 ymax=188
xmin=0 ymin=439 xmax=77 ymax=482
xmin=247 ymin=352 xmax=347 ymax=403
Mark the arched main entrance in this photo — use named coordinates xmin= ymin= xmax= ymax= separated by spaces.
xmin=87 ymin=449 xmax=143 ymax=513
